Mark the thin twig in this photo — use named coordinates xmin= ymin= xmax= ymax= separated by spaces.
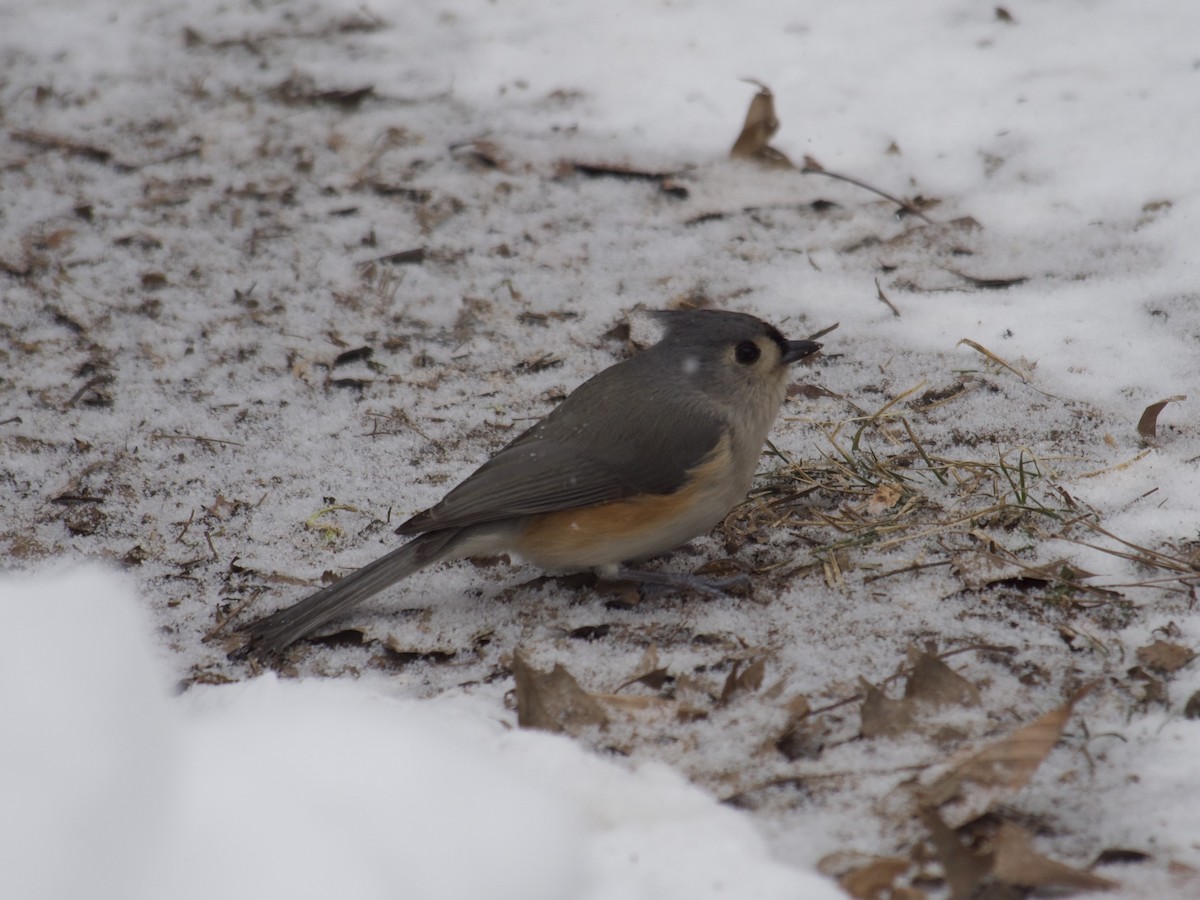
xmin=802 ymin=164 xmax=937 ymax=225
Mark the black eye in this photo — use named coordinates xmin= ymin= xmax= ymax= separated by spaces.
xmin=735 ymin=341 xmax=761 ymax=365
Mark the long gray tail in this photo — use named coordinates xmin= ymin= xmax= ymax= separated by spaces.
xmin=238 ymin=528 xmax=465 ymax=656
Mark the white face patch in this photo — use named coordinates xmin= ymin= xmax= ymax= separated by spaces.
xmin=681 ymin=356 xmax=699 ymax=375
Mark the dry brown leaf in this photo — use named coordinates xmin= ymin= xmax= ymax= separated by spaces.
xmin=571 ymin=162 xmax=688 ymax=197
xmin=1135 ymin=639 xmax=1195 ymax=673
xmin=1018 ymin=557 xmax=1097 ymax=583
xmin=904 ymin=651 xmax=982 ymax=709
xmin=861 ymin=654 xmax=980 ymax=741
xmin=1184 ymin=690 xmax=1200 ymax=719
xmin=625 ymin=666 xmax=671 ymax=691
xmin=838 ymin=856 xmax=911 ymax=899
xmin=922 ymin=812 xmax=1117 ymax=899
xmin=991 ymin=821 xmax=1117 ymax=892
xmin=944 ymin=269 xmax=1028 ymax=290
xmin=1127 ymin=665 xmax=1168 ymax=706
xmin=729 ymin=82 xmax=794 ymax=167
xmin=719 ymin=657 xmax=766 ymax=705
xmin=866 ymin=482 xmax=904 ymax=515
xmin=922 ymin=683 xmax=1094 ymax=808
xmin=788 ymin=383 xmax=840 ymax=400
xmin=616 ymin=644 xmax=671 ymax=692
xmin=773 ymin=694 xmax=825 ymax=760
xmin=512 ymin=654 xmax=608 ymax=734
xmin=458 ymin=139 xmax=508 ymax=170
xmin=920 ymin=809 xmax=993 ymax=900
xmin=860 ymin=681 xmax=918 ymax=739
xmin=592 ymin=693 xmax=671 ymax=713
xmin=775 ymin=719 xmax=827 ymax=762
xmin=1137 ymin=395 xmax=1186 ymax=439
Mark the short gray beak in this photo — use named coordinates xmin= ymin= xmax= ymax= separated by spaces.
xmin=781 ymin=339 xmax=822 ymax=365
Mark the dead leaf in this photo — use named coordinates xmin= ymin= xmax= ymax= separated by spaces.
xmin=512 ymin=654 xmax=608 ymax=734
xmin=719 ymin=657 xmax=766 ymax=706
xmin=333 ymin=346 xmax=373 ymax=368
xmin=922 ymin=812 xmax=1116 ymax=899
xmin=775 ymin=695 xmax=826 ymax=761
xmin=920 ymin=808 xmax=993 ymax=900
xmin=904 ymin=651 xmax=982 ymax=709
xmin=922 ymin=683 xmax=1094 ymax=808
xmin=860 ymin=681 xmax=918 ymax=739
xmin=368 ymin=247 xmax=426 ymax=266
xmin=911 ymin=382 xmax=973 ymax=411
xmin=1127 ymin=665 xmax=1168 ymax=706
xmin=866 ymin=482 xmax=904 ymax=515
xmin=591 ymin=693 xmax=670 ymax=713
xmin=516 ymin=351 xmax=564 ymax=372
xmin=1092 ymin=848 xmax=1152 ymax=866
xmin=777 ymin=724 xmax=825 ymax=763
xmin=943 ymin=268 xmax=1028 ymax=290
xmin=1136 ymin=639 xmax=1194 ymax=673
xmin=673 ymin=673 xmax=716 ymax=722
xmin=1169 ymin=859 xmax=1200 ymax=878
xmin=838 ymin=856 xmax=911 ymax=899
xmin=455 ymin=139 xmax=508 ymax=170
xmin=1137 ymin=395 xmax=1186 ymax=440
xmin=992 ymin=821 xmax=1117 ymax=892
xmin=571 ymin=162 xmax=687 ymax=198
xmin=729 ymin=82 xmax=794 ymax=167
xmin=378 ymin=639 xmax=455 ymax=667
xmin=619 ymin=643 xmax=667 ymax=691
xmin=788 ymin=383 xmax=840 ymax=400
xmin=1183 ymin=690 xmax=1200 ymax=719
xmin=616 ymin=664 xmax=671 ymax=692
xmin=270 ymin=73 xmax=374 ymax=108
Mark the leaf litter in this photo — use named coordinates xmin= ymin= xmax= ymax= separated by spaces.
xmin=4 ymin=12 xmax=1200 ymax=897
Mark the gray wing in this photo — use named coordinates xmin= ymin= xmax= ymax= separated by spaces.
xmin=397 ymin=358 xmax=724 ymax=535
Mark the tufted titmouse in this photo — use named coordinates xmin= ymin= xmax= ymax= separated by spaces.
xmin=240 ymin=309 xmax=822 ymax=654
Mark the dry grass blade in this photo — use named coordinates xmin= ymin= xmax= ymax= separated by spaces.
xmin=807 ymin=321 xmax=841 ymax=342
xmin=1078 ymin=448 xmax=1151 ymax=479
xmin=1075 ymin=519 xmax=1199 ymax=575
xmin=874 ymin=277 xmax=901 ymax=317
xmin=1136 ymin=394 xmax=1186 ymax=439
xmin=900 ymin=417 xmax=947 ymax=485
xmin=956 ymin=338 xmax=1031 ymax=382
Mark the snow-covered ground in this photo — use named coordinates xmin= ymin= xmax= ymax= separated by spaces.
xmin=3 ymin=1 xmax=1199 ymax=897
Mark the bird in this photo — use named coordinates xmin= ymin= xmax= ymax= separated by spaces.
xmin=238 ymin=308 xmax=822 ymax=655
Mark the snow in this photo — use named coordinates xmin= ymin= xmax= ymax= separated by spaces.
xmin=0 ymin=568 xmax=834 ymax=900
xmin=3 ymin=0 xmax=1200 ymax=896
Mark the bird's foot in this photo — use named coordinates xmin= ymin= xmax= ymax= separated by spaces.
xmin=606 ymin=566 xmax=751 ymax=598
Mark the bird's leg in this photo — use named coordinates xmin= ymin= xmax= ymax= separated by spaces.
xmin=603 ymin=565 xmax=751 ymax=598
